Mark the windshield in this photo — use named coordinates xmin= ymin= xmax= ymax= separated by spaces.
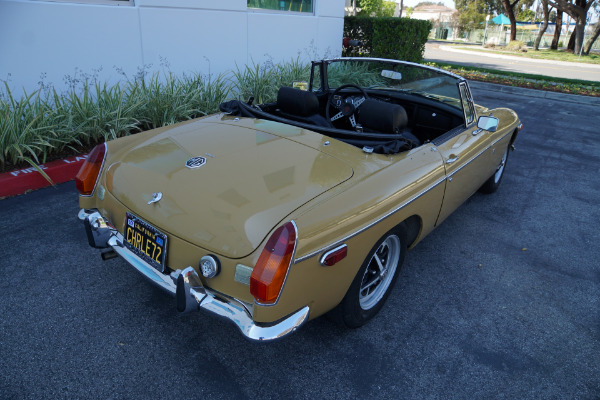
xmin=323 ymin=59 xmax=463 ymax=111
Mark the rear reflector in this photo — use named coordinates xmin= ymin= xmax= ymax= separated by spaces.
xmin=250 ymin=221 xmax=297 ymax=304
xmin=75 ymin=143 xmax=106 ymax=195
xmin=320 ymin=244 xmax=348 ymax=267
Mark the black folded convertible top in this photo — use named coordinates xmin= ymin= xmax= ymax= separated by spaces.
xmin=219 ymin=100 xmax=416 ymax=155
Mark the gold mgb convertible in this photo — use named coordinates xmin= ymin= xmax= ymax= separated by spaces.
xmin=77 ymin=58 xmax=522 ymax=341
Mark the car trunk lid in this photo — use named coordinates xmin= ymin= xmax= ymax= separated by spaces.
xmin=105 ymin=120 xmax=353 ymax=258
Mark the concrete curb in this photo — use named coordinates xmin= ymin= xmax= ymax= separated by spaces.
xmin=0 ymin=154 xmax=87 ymax=199
xmin=440 ymin=45 xmax=600 ymax=70
xmin=468 ymin=80 xmax=600 ymax=106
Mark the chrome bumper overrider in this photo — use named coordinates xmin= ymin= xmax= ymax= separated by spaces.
xmin=78 ymin=209 xmax=309 ymax=341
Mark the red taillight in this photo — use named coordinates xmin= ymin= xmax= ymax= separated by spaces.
xmin=75 ymin=143 xmax=106 ymax=195
xmin=250 ymin=221 xmax=297 ymax=304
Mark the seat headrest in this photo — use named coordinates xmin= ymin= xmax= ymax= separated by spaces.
xmin=277 ymin=87 xmax=320 ymax=117
xmin=358 ymin=99 xmax=408 ymax=133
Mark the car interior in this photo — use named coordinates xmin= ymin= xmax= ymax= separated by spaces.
xmin=220 ymin=84 xmax=466 ymax=155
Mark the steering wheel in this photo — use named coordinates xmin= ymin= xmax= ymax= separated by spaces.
xmin=325 ymin=84 xmax=369 ymax=128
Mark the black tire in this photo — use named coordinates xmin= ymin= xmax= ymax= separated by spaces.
xmin=334 ymin=225 xmax=407 ymax=328
xmin=479 ymin=146 xmax=510 ymax=194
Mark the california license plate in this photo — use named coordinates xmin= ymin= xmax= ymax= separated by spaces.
xmin=124 ymin=212 xmax=167 ymax=272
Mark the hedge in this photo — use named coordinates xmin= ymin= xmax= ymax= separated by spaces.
xmin=343 ymin=16 xmax=432 ymax=63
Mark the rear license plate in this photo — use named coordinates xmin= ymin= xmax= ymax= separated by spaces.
xmin=123 ymin=212 xmax=167 ymax=272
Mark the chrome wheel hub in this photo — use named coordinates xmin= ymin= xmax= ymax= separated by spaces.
xmin=359 ymin=235 xmax=401 ymax=310
xmin=494 ymin=148 xmax=508 ymax=184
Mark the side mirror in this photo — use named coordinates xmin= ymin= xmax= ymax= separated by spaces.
xmin=477 ymin=116 xmax=499 ymax=132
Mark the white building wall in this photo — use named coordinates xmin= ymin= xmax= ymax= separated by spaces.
xmin=0 ymin=0 xmax=344 ymax=94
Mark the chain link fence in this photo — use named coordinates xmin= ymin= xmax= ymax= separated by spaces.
xmin=460 ymin=28 xmax=600 ymax=51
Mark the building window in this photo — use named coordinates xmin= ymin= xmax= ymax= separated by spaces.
xmin=32 ymin=0 xmax=133 ymax=5
xmin=248 ymin=0 xmax=313 ymax=13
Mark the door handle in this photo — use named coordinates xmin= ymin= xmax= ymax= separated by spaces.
xmin=446 ymin=156 xmax=458 ymax=164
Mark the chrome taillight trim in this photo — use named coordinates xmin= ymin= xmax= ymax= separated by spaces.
xmin=78 ymin=143 xmax=107 ymax=198
xmin=253 ymin=220 xmax=298 ymax=307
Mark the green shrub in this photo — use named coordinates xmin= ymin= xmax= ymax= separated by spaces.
xmin=343 ymin=16 xmax=432 ymax=63
xmin=231 ymin=61 xmax=278 ymax=104
xmin=506 ymin=40 xmax=526 ymax=52
xmin=231 ymin=58 xmax=310 ymax=104
xmin=0 ymin=71 xmax=231 ymax=173
xmin=0 ymin=59 xmax=314 ymax=172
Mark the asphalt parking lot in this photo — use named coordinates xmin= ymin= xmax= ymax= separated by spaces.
xmin=1 ymin=83 xmax=598 ymax=399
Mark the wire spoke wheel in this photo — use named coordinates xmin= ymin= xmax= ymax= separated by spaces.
xmin=359 ymin=234 xmax=401 ymax=310
xmin=332 ymin=226 xmax=407 ymax=328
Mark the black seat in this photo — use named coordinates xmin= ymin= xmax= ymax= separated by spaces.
xmin=358 ymin=99 xmax=421 ymax=146
xmin=277 ymin=87 xmax=331 ymax=128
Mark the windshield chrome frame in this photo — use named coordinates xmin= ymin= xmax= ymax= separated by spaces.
xmin=314 ymin=57 xmax=463 ymax=92
xmin=458 ymin=80 xmax=477 ymax=128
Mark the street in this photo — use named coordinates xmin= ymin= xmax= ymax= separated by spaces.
xmin=425 ymin=42 xmax=600 ymax=82
xmin=1 ymin=84 xmax=599 ymax=399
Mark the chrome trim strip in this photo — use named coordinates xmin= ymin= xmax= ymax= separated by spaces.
xmin=294 ymin=174 xmax=447 ymax=264
xmin=325 ymin=57 xmax=464 ymax=80
xmin=294 ymin=130 xmax=515 ymax=264
xmin=79 ymin=209 xmax=309 ymax=341
xmin=78 ymin=143 xmax=107 ymax=198
xmin=447 ymin=130 xmax=513 ymax=178
xmin=491 ymin=130 xmax=513 ymax=147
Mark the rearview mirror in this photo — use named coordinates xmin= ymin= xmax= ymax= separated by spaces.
xmin=477 ymin=116 xmax=499 ymax=132
xmin=381 ymin=70 xmax=402 ymax=81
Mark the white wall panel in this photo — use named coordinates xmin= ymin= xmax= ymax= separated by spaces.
xmin=316 ymin=0 xmax=345 ymax=18
xmin=138 ymin=7 xmax=247 ymax=77
xmin=247 ymin=12 xmax=320 ymax=64
xmin=0 ymin=0 xmax=344 ymax=95
xmin=0 ymin=0 xmax=142 ymax=92
xmin=317 ymin=17 xmax=344 ymax=59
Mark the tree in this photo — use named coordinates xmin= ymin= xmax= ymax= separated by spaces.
xmin=582 ymin=3 xmax=600 ymax=54
xmin=547 ymin=0 xmax=597 ymax=54
xmin=501 ymin=0 xmax=535 ymax=41
xmin=357 ymin=0 xmax=395 ymax=16
xmin=454 ymin=0 xmax=504 ymax=33
xmin=414 ymin=1 xmax=446 ymax=6
xmin=550 ymin=8 xmax=563 ymax=49
xmin=534 ymin=0 xmax=550 ymax=49
xmin=501 ymin=0 xmax=520 ymax=41
xmin=583 ymin=22 xmax=600 ymax=54
xmin=519 ymin=9 xmax=536 ymax=20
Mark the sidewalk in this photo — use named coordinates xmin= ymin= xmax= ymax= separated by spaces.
xmin=440 ymin=44 xmax=600 ymax=70
xmin=469 ymin=80 xmax=600 ymax=106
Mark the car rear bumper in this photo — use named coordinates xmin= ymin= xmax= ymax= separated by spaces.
xmin=78 ymin=208 xmax=309 ymax=341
